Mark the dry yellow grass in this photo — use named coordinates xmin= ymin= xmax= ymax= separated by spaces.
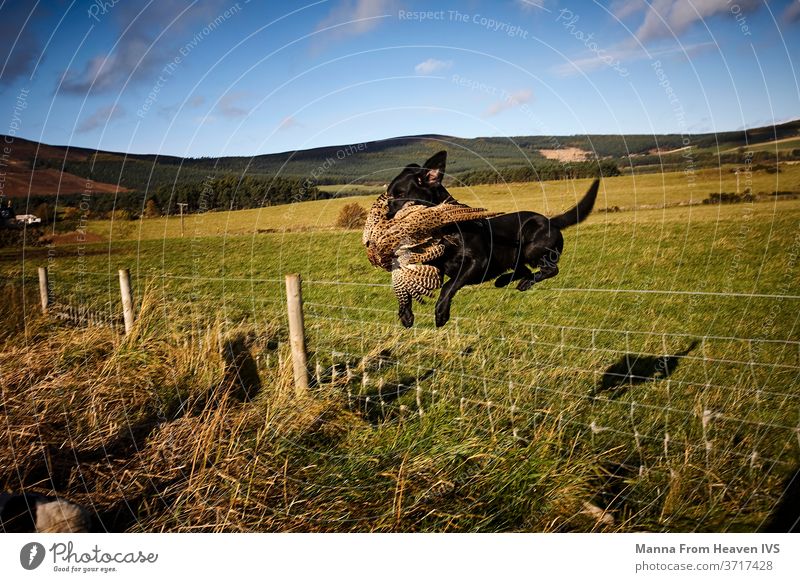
xmin=0 ymin=282 xmax=604 ymax=532
xmin=86 ymin=164 xmax=800 ymax=241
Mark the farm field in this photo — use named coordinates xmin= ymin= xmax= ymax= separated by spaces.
xmin=83 ymin=164 xmax=800 ymax=240
xmin=1 ymin=165 xmax=799 ymax=532
xmin=721 ymin=137 xmax=800 ymax=154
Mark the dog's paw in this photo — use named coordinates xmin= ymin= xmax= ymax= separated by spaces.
xmin=517 ymin=279 xmax=534 ymax=292
xmin=494 ymin=273 xmax=514 ymax=288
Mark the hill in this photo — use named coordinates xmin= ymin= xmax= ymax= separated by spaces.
xmin=1 ymin=119 xmax=798 ymax=217
xmin=0 ymin=136 xmax=130 ymax=200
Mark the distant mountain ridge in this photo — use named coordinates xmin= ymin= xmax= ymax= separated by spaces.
xmin=1 ymin=120 xmax=798 ymax=217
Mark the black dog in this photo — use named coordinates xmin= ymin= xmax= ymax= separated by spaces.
xmin=386 ymin=151 xmax=600 ymax=327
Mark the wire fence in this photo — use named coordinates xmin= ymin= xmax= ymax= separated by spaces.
xmin=29 ymin=265 xmax=800 ymax=476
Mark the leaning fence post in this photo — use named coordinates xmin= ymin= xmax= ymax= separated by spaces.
xmin=285 ymin=273 xmax=309 ymax=395
xmin=38 ymin=266 xmax=50 ymax=314
xmin=118 ymin=268 xmax=135 ymax=334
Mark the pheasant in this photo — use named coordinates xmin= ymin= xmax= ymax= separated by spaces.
xmin=362 ymin=192 xmax=500 ymax=306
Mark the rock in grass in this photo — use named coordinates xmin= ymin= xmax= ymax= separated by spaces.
xmin=0 ymin=493 xmax=90 ymax=533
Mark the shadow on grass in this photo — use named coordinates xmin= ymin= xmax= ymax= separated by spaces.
xmin=593 ymin=340 xmax=699 ymax=398
xmin=761 ymin=466 xmax=800 ymax=533
xmin=309 ymin=347 xmax=434 ymax=424
xmin=221 ymin=332 xmax=262 ymax=402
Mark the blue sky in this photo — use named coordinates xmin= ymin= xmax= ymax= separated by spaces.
xmin=0 ymin=0 xmax=798 ymax=157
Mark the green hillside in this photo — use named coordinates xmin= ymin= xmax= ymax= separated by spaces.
xmin=3 ymin=120 xmax=798 ymax=220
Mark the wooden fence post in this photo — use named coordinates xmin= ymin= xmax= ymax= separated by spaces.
xmin=38 ymin=266 xmax=50 ymax=314
xmin=285 ymin=273 xmax=309 ymax=395
xmin=118 ymin=268 xmax=135 ymax=334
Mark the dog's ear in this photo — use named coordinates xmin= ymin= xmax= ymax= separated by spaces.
xmin=421 ymin=151 xmax=447 ymax=187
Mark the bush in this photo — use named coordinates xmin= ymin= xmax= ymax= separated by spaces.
xmin=144 ymin=199 xmax=160 ymax=218
xmin=336 ymin=203 xmax=367 ymax=229
xmin=0 ymin=225 xmax=44 ymax=248
xmin=107 ymin=209 xmax=133 ymax=221
xmin=703 ymin=192 xmax=755 ymax=204
xmin=34 ymin=202 xmax=52 ymax=224
xmin=60 ymin=207 xmax=80 ymax=220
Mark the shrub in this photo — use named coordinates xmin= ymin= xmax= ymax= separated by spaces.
xmin=336 ymin=203 xmax=367 ymax=229
xmin=108 ymin=209 xmax=133 ymax=221
xmin=144 ymin=199 xmax=160 ymax=218
xmin=61 ymin=206 xmax=80 ymax=220
xmin=34 ymin=202 xmax=52 ymax=224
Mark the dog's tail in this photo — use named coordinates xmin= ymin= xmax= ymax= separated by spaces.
xmin=549 ymin=179 xmax=600 ymax=229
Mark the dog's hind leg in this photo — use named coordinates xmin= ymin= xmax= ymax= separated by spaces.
xmin=517 ymin=262 xmax=558 ymax=291
xmin=494 ymin=266 xmax=534 ymax=288
xmin=517 ymin=244 xmax=562 ymax=292
xmin=495 ymin=242 xmax=533 ymax=288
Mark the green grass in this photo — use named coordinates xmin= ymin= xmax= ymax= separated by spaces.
xmin=721 ymin=137 xmax=800 ymax=154
xmin=84 ymin=164 xmax=800 ymax=241
xmin=317 ymin=183 xmax=386 ymax=197
xmin=2 ymin=165 xmax=799 ymax=532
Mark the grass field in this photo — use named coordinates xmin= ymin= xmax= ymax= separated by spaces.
xmin=83 ymin=163 xmax=800 ymax=240
xmin=1 ymin=164 xmax=799 ymax=532
xmin=722 ymin=137 xmax=800 ymax=154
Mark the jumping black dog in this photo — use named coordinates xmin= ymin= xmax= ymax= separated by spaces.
xmin=386 ymin=151 xmax=600 ymax=327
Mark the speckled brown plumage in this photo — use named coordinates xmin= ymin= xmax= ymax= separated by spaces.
xmin=392 ymin=262 xmax=441 ymax=304
xmin=362 ymin=192 xmax=499 ymax=303
xmin=362 ymin=192 xmax=392 ymax=269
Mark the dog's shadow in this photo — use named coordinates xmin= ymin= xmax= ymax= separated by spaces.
xmin=761 ymin=465 xmax=800 ymax=533
xmin=351 ymin=370 xmax=433 ymax=424
xmin=593 ymin=341 xmax=699 ymax=398
xmin=310 ymin=348 xmax=433 ymax=424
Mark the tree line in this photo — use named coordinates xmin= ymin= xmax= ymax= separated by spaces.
xmin=24 ymin=174 xmax=321 ymax=221
xmin=622 ymin=148 xmax=800 ymax=170
xmin=453 ymin=159 xmax=621 ymax=186
xmin=151 ymin=174 xmax=321 ymax=212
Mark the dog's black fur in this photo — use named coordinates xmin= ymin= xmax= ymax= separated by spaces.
xmin=386 ymin=151 xmax=600 ymax=327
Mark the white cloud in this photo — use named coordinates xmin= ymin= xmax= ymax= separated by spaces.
xmin=77 ymin=104 xmax=125 ymax=133
xmin=315 ymin=0 xmax=396 ymax=44
xmin=628 ymin=0 xmax=760 ymax=42
xmin=186 ymin=95 xmax=205 ymax=108
xmin=784 ymin=1 xmax=800 ymax=24
xmin=278 ymin=115 xmax=301 ymax=131
xmin=62 ymin=1 xmax=232 ymax=94
xmin=550 ymin=41 xmax=714 ymax=77
xmin=610 ymin=0 xmax=647 ymax=20
xmin=414 ymin=58 xmax=453 ymax=75
xmin=484 ymin=89 xmax=533 ymax=117
xmin=158 ymin=94 xmax=205 ymax=118
xmin=516 ymin=0 xmax=549 ymax=11
xmin=217 ymin=92 xmax=250 ymax=118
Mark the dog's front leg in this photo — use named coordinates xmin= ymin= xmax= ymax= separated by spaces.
xmin=434 ymin=275 xmax=470 ymax=327
xmin=434 ymin=282 xmax=455 ymax=328
xmin=435 ymin=258 xmax=485 ymax=327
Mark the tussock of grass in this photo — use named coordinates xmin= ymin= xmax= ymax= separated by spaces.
xmin=1 ymin=279 xmax=797 ymax=531
xmin=0 ymin=284 xmax=607 ymax=532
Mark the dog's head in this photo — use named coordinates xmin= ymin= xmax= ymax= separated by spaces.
xmin=386 ymin=151 xmax=453 ymax=218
